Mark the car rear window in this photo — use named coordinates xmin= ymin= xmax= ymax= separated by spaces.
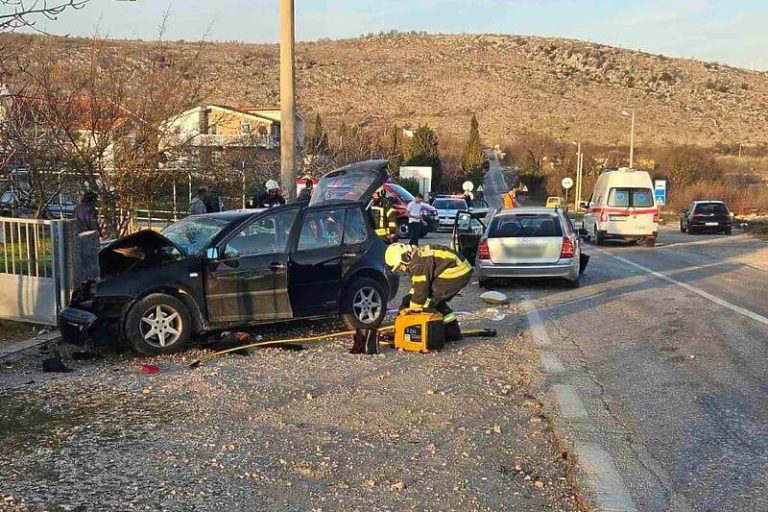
xmin=694 ymin=202 xmax=729 ymax=214
xmin=434 ymin=199 xmax=467 ymax=210
xmin=608 ymin=188 xmax=654 ymax=208
xmin=489 ymin=215 xmax=563 ymax=238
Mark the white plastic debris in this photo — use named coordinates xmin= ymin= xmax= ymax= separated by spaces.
xmin=480 ymin=291 xmax=509 ymax=305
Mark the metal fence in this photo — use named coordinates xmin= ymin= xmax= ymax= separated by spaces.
xmin=0 ymin=217 xmax=73 ymax=325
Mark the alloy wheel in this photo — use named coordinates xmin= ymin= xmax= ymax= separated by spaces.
xmin=352 ymin=286 xmax=383 ymax=324
xmin=140 ymin=304 xmax=183 ymax=348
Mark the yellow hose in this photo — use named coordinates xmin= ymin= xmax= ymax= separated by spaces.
xmin=189 ymin=325 xmax=395 ymax=368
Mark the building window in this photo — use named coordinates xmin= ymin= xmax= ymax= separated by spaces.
xmin=240 ymin=122 xmax=251 ymax=134
xmin=209 ymin=124 xmax=218 ymax=135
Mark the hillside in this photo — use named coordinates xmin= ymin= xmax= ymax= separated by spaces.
xmin=2 ymin=32 xmax=768 ymax=147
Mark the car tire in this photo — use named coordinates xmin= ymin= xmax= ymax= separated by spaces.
xmin=688 ymin=227 xmax=697 ymax=235
xmin=125 ymin=293 xmax=192 ymax=356
xmin=724 ymin=227 xmax=732 ymax=235
xmin=478 ymin=277 xmax=493 ymax=289
xmin=396 ymin=221 xmax=411 ymax=240
xmin=645 ymin=238 xmax=657 ymax=247
xmin=680 ymin=220 xmax=687 ymax=233
xmin=595 ymin=231 xmax=605 ymax=246
xmin=341 ymin=277 xmax=387 ymax=330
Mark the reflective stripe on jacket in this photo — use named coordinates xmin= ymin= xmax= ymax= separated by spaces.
xmin=371 ymin=204 xmax=397 ymax=240
xmin=409 ymin=245 xmax=471 ymax=308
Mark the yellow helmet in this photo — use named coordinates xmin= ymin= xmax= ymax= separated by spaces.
xmin=385 ymin=243 xmax=412 ymax=271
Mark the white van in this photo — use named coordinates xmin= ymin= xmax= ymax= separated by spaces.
xmin=581 ymin=168 xmax=659 ymax=246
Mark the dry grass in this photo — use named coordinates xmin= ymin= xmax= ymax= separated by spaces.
xmin=666 ymin=181 xmax=768 ymax=215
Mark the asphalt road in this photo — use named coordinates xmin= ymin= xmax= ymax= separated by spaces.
xmin=450 ymin=163 xmax=768 ymax=510
xmin=501 ymin=226 xmax=768 ymax=511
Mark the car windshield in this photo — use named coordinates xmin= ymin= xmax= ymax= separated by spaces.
xmin=434 ymin=199 xmax=467 ymax=210
xmin=607 ymin=188 xmax=654 ymax=208
xmin=469 ymin=200 xmax=487 ymax=209
xmin=161 ymin=216 xmax=231 ymax=256
xmin=694 ymin=202 xmax=729 ymax=214
xmin=489 ymin=214 xmax=563 ymax=238
xmin=387 ymin=183 xmax=414 ymax=202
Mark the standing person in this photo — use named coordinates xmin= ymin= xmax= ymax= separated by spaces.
xmin=406 ymin=193 xmax=436 ymax=246
xmin=260 ymin=180 xmax=286 ymax=208
xmin=370 ymin=188 xmax=397 ymax=243
xmin=189 ymin=187 xmax=209 ymax=215
xmin=502 ymin=188 xmax=518 ymax=209
xmin=74 ymin=191 xmax=101 ymax=236
xmin=385 ymin=243 xmax=472 ymax=342
xmin=297 ymin=178 xmax=313 ymax=202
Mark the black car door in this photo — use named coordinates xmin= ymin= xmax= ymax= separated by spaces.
xmin=205 ymin=208 xmax=299 ymax=325
xmin=288 ymin=207 xmax=355 ymax=317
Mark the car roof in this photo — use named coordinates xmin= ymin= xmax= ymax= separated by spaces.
xmin=495 ymin=207 xmax=561 ymax=216
xmin=694 ymin=200 xmax=726 ymax=204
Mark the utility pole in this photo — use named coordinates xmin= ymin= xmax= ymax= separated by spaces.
xmin=622 ymin=110 xmax=635 ymax=169
xmin=280 ymin=0 xmax=297 ymax=201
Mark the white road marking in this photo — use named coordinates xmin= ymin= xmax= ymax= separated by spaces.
xmin=575 ymin=443 xmax=639 ymax=512
xmin=521 ymin=295 xmax=551 ymax=346
xmin=540 ymin=351 xmax=565 ymax=373
xmin=553 ymin=384 xmax=587 ymax=418
xmin=612 ymin=256 xmax=768 ymax=328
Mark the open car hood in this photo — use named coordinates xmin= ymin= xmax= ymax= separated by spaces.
xmin=99 ymin=230 xmax=184 ymax=277
xmin=309 ymin=159 xmax=389 ymax=207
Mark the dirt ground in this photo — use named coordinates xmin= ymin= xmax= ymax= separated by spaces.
xmin=0 ymin=287 xmax=581 ymax=511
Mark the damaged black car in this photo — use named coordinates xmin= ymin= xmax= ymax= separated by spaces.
xmin=59 ymin=160 xmax=399 ymax=355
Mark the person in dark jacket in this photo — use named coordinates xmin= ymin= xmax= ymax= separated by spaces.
xmin=260 ymin=181 xmax=286 ymax=208
xmin=74 ymin=191 xmax=101 ymax=236
xmin=297 ymin=178 xmax=313 ymax=202
xmin=385 ymin=243 xmax=472 ymax=341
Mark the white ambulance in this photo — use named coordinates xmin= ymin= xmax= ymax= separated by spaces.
xmin=581 ymin=168 xmax=659 ymax=246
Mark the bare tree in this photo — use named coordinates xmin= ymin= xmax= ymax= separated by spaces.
xmin=0 ymin=33 xmax=211 ymax=236
xmin=0 ymin=0 xmax=89 ymax=32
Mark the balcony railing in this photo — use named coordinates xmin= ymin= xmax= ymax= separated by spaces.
xmin=195 ymin=134 xmax=278 ymax=149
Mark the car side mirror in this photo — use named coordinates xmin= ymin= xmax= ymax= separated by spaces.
xmin=578 ymin=201 xmax=588 ymax=210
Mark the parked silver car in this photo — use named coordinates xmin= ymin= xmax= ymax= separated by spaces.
xmin=453 ymin=207 xmax=587 ymax=288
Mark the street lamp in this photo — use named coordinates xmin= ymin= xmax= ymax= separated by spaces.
xmin=571 ymin=141 xmax=584 ymax=210
xmin=621 ymin=110 xmax=635 ymax=169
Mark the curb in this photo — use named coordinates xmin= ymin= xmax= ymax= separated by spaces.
xmin=0 ymin=330 xmax=61 ymax=362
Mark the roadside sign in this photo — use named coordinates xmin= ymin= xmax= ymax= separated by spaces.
xmin=654 ymin=179 xmax=667 ymax=206
xmin=462 ymin=181 xmax=474 ymax=192
xmin=561 ymin=177 xmax=574 ymax=190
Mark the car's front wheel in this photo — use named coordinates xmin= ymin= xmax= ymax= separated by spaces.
xmin=341 ymin=277 xmax=387 ymax=330
xmin=125 ymin=293 xmax=192 ymax=355
xmin=680 ymin=220 xmax=687 ymax=233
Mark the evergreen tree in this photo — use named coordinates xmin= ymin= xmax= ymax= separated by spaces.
xmin=386 ymin=124 xmax=405 ymax=174
xmin=405 ymin=125 xmax=442 ymax=187
xmin=307 ymin=112 xmax=328 ymax=156
xmin=461 ymin=114 xmax=487 ymax=187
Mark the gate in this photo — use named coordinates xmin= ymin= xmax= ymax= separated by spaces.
xmin=0 ymin=217 xmax=76 ymax=326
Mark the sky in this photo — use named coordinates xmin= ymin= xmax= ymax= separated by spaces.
xmin=23 ymin=0 xmax=768 ymax=70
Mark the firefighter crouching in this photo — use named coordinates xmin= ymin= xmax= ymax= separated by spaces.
xmin=371 ymin=189 xmax=398 ymax=243
xmin=385 ymin=243 xmax=472 ymax=342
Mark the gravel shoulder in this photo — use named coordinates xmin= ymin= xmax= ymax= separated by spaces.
xmin=0 ymin=281 xmax=580 ymax=511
